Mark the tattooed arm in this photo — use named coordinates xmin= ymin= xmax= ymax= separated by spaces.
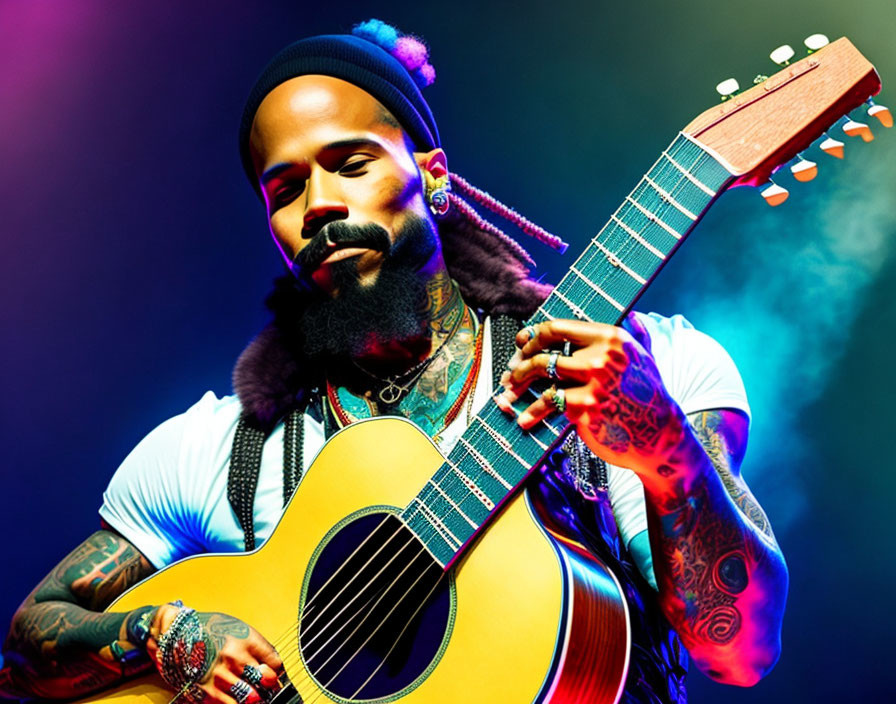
xmin=0 ymin=530 xmax=157 ymax=698
xmin=500 ymin=318 xmax=788 ymax=686
xmin=1 ymin=530 xmax=283 ymax=701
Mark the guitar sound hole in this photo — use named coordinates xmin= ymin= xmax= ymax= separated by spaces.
xmin=299 ymin=512 xmax=452 ymax=700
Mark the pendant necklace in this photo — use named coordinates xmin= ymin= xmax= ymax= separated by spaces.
xmin=351 ymin=285 xmax=465 ymax=405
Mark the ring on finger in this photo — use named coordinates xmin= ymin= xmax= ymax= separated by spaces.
xmin=550 ymin=387 xmax=567 ymax=413
xmin=230 ymin=679 xmax=253 ymax=704
xmin=562 ymin=340 xmax=572 ymax=357
xmin=546 ymin=350 xmax=561 ymax=380
xmin=523 ymin=324 xmax=537 ymax=341
xmin=242 ymin=664 xmax=264 ymax=688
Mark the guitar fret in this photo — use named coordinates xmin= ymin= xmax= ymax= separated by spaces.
xmin=446 ymin=459 xmax=494 ymax=510
xmin=590 ymin=238 xmax=647 ymax=284
xmin=611 ymin=215 xmax=665 ymax=259
xmin=537 ymin=305 xmax=556 ymax=321
xmin=528 ymin=432 xmax=549 ymax=451
xmin=569 ymin=265 xmax=625 ymax=312
xmin=427 ymin=478 xmax=478 ymax=529
xmin=458 ymin=437 xmax=512 ymax=489
xmin=662 ymin=150 xmax=715 ymax=196
xmin=643 ymin=175 xmax=698 ymax=221
xmin=473 ymin=416 xmax=531 ymax=474
xmin=625 ymin=196 xmax=682 ymax=240
xmin=412 ymin=497 xmax=461 ymax=549
xmin=552 ymin=288 xmax=592 ymax=320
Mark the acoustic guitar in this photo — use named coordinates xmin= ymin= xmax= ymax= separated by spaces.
xmin=75 ymin=37 xmax=887 ymax=703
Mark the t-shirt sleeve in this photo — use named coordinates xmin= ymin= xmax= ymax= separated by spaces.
xmin=98 ymin=393 xmax=218 ymax=568
xmin=639 ymin=312 xmax=751 ymax=421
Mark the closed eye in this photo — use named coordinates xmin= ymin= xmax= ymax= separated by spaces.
xmin=338 ymin=156 xmax=374 ymax=175
xmin=270 ymin=181 xmax=305 ymax=210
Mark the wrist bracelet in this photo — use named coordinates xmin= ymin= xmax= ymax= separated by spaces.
xmin=156 ymin=602 xmax=210 ymax=689
xmin=125 ymin=605 xmax=157 ymax=649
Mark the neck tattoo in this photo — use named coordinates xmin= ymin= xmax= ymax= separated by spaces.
xmin=350 ymin=280 xmax=465 ymax=405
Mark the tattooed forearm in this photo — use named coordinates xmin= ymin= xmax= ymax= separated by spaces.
xmin=644 ymin=409 xmax=787 ymax=685
xmin=687 ymin=410 xmax=775 ymax=539
xmin=1 ymin=530 xmax=156 ymax=697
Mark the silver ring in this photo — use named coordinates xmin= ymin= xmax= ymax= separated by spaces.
xmin=523 ymin=324 xmax=537 ymax=341
xmin=242 ymin=664 xmax=263 ymax=687
xmin=562 ymin=340 xmax=572 ymax=357
xmin=551 ymin=387 xmax=567 ymax=414
xmin=230 ymin=679 xmax=253 ymax=704
xmin=546 ymin=350 xmax=561 ymax=380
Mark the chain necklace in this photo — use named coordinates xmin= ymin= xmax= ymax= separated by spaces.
xmin=327 ymin=318 xmax=484 ymax=440
xmin=351 ymin=283 xmax=465 ymax=404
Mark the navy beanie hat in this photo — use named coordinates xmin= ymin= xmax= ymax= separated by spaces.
xmin=239 ymin=29 xmax=441 ymax=194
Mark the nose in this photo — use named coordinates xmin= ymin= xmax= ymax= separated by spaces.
xmin=302 ymin=167 xmax=348 ymax=239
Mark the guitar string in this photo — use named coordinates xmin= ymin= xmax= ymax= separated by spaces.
xmin=281 ymin=545 xmax=432 ymax=698
xmin=265 ymin=514 xmax=406 ymax=655
xmin=266 ymin=141 xmax=715 ymax=695
xmin=299 ymin=561 xmax=443 ymax=704
xmin=276 ymin=534 xmax=425 ymax=683
xmin=296 ymin=519 xmax=409 ymax=640
xmin=298 ymin=534 xmax=419 ymax=654
xmin=300 ymin=546 xmax=429 ymax=671
xmin=289 ymin=548 xmax=434 ymax=698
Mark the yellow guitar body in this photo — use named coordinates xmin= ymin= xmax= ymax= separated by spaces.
xmin=77 ymin=417 xmax=629 ymax=703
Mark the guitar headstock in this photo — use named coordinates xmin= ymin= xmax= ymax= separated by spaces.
xmin=684 ymin=36 xmax=888 ymax=201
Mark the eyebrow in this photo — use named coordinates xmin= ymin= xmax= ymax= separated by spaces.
xmin=259 ymin=138 xmax=383 ymax=187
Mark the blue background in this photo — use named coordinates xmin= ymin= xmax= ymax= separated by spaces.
xmin=1 ymin=1 xmax=894 ymax=701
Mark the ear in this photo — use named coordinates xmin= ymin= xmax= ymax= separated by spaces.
xmin=416 ymin=148 xmax=448 ymax=180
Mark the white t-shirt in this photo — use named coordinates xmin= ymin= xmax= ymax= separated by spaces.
xmin=100 ymin=312 xmax=750 ymax=582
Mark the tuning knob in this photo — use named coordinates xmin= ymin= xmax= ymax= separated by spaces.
xmin=819 ymin=133 xmax=845 ymax=159
xmin=769 ymin=45 xmax=795 ymax=66
xmin=790 ymin=155 xmax=818 ymax=182
xmin=804 ymin=34 xmax=830 ymax=52
xmin=760 ymin=181 xmax=789 ymax=206
xmin=867 ymin=99 xmax=893 ymax=128
xmin=716 ymin=78 xmax=740 ymax=101
xmin=842 ymin=118 xmax=874 ymax=142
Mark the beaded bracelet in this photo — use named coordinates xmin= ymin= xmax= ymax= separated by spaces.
xmin=156 ymin=603 xmax=210 ymax=689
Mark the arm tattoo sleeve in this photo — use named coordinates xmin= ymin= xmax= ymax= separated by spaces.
xmin=1 ymin=530 xmax=156 ymax=698
xmin=687 ymin=410 xmax=775 ymax=540
xmin=647 ymin=408 xmax=786 ymax=683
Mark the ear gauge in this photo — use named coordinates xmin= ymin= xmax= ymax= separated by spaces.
xmin=424 ymin=170 xmax=451 ymax=216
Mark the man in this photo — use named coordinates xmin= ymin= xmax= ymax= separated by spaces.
xmin=1 ymin=20 xmax=787 ymax=703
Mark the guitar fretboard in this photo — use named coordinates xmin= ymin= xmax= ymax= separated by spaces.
xmin=401 ymin=133 xmax=733 ymax=568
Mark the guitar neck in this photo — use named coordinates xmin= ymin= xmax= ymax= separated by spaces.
xmin=402 ymin=132 xmax=735 ymax=568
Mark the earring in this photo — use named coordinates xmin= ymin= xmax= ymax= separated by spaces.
xmin=425 ymin=173 xmax=451 ymax=216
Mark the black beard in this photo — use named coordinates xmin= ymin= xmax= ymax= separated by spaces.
xmin=286 ymin=216 xmax=440 ymax=374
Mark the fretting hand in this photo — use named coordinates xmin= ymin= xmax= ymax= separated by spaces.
xmin=496 ymin=315 xmax=688 ymax=484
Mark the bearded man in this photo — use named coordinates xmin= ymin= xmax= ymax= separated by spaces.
xmin=0 ymin=20 xmax=787 ymax=704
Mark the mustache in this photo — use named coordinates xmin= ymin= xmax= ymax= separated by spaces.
xmin=294 ymin=221 xmax=391 ymax=274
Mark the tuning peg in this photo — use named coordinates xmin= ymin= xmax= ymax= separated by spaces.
xmin=760 ymin=180 xmax=789 ymax=206
xmin=790 ymin=154 xmax=818 ymax=182
xmin=842 ymin=118 xmax=874 ymax=142
xmin=867 ymin=99 xmax=893 ymax=128
xmin=804 ymin=34 xmax=830 ymax=53
xmin=769 ymin=45 xmax=795 ymax=66
xmin=716 ymin=78 xmax=740 ymax=101
xmin=819 ymin=133 xmax=845 ymax=159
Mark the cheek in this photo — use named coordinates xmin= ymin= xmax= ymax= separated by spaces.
xmin=268 ymin=207 xmax=305 ymax=260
